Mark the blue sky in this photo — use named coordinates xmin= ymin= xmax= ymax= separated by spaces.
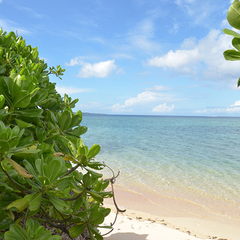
xmin=1 ymin=0 xmax=240 ymax=116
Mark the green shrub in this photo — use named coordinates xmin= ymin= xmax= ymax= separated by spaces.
xmin=223 ymin=0 xmax=240 ymax=86
xmin=0 ymin=29 xmax=113 ymax=240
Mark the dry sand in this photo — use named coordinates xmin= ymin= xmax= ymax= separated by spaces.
xmin=102 ymin=184 xmax=240 ymax=240
xmin=102 ymin=211 xmax=204 ymax=240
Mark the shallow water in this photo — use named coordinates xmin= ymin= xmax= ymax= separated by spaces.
xmin=81 ymin=115 xmax=240 ymax=219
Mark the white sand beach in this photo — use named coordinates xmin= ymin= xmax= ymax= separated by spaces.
xmin=102 ymin=212 xmax=205 ymax=240
xmin=102 ymin=184 xmax=240 ymax=240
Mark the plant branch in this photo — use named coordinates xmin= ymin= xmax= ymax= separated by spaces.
xmin=59 ymin=190 xmax=85 ymax=201
xmin=40 ymin=205 xmax=72 ymax=224
xmin=59 ymin=163 xmax=81 ymax=179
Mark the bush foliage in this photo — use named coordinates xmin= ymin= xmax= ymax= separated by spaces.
xmin=223 ymin=0 xmax=240 ymax=86
xmin=0 ymin=29 xmax=113 ymax=240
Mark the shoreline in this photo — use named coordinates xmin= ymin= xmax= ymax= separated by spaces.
xmin=103 ymin=184 xmax=240 ymax=240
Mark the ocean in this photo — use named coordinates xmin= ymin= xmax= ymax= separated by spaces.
xmin=81 ymin=114 xmax=240 ymax=219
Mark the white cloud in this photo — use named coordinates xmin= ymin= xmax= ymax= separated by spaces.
xmin=66 ymin=58 xmax=117 ymax=78
xmin=152 ymin=103 xmax=175 ymax=113
xmin=77 ymin=60 xmax=116 ymax=78
xmin=65 ymin=57 xmax=84 ymax=66
xmin=125 ymin=91 xmax=160 ymax=107
xmin=195 ymin=100 xmax=240 ymax=114
xmin=147 ymin=29 xmax=240 ymax=83
xmin=111 ymin=103 xmax=129 ymax=112
xmin=148 ymin=48 xmax=200 ymax=73
xmin=56 ymin=86 xmax=92 ymax=95
xmin=111 ymin=88 xmax=175 ymax=113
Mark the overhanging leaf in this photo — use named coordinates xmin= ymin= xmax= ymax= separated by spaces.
xmin=223 ymin=28 xmax=240 ymax=38
xmin=8 ymin=158 xmax=33 ymax=178
xmin=223 ymin=49 xmax=240 ymax=60
xmin=227 ymin=2 xmax=240 ymax=30
xmin=232 ymin=37 xmax=240 ymax=51
xmin=87 ymin=144 xmax=100 ymax=159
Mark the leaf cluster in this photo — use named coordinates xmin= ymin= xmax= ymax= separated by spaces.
xmin=0 ymin=29 xmax=113 ymax=240
xmin=223 ymin=0 xmax=240 ymax=86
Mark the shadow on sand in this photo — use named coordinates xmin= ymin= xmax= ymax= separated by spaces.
xmin=104 ymin=232 xmax=148 ymax=240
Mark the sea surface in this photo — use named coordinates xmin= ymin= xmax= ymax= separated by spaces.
xmin=81 ymin=114 xmax=240 ymax=219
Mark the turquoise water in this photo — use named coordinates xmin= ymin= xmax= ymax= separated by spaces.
xmin=81 ymin=115 xmax=240 ymax=216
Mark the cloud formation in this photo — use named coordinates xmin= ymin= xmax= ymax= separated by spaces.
xmin=147 ymin=29 xmax=240 ymax=83
xmin=195 ymin=100 xmax=240 ymax=114
xmin=66 ymin=58 xmax=116 ymax=78
xmin=111 ymin=85 xmax=175 ymax=113
xmin=152 ymin=103 xmax=175 ymax=113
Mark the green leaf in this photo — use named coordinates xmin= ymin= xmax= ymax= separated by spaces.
xmin=4 ymin=224 xmax=28 ymax=240
xmin=88 ymin=226 xmax=103 ymax=240
xmin=44 ymin=160 xmax=61 ymax=183
xmin=0 ymin=94 xmax=5 ymax=108
xmin=227 ymin=2 xmax=240 ymax=30
xmin=223 ymin=49 xmax=240 ymax=60
xmin=66 ymin=126 xmax=88 ymax=137
xmin=89 ymin=212 xmax=105 ymax=225
xmin=48 ymin=195 xmax=72 ymax=214
xmin=29 ymin=193 xmax=42 ymax=211
xmin=39 ymin=176 xmax=50 ymax=185
xmin=35 ymin=127 xmax=45 ymax=142
xmin=87 ymin=191 xmax=103 ymax=203
xmin=5 ymin=197 xmax=29 ymax=212
xmin=15 ymin=109 xmax=43 ymax=117
xmin=15 ymin=119 xmax=34 ymax=129
xmin=25 ymin=218 xmax=41 ymax=238
xmin=0 ymin=140 xmax=10 ymax=155
xmin=232 ymin=37 xmax=240 ymax=51
xmin=11 ymin=147 xmax=41 ymax=156
xmin=83 ymin=174 xmax=92 ymax=189
xmin=13 ymin=90 xmax=31 ymax=108
xmin=87 ymin=144 xmax=101 ymax=159
xmin=223 ymin=28 xmax=240 ymax=38
xmin=58 ymin=110 xmax=72 ymax=130
xmin=88 ymin=162 xmax=104 ymax=170
xmin=0 ymin=217 xmax=14 ymax=231
xmin=87 ymin=169 xmax=103 ymax=178
xmin=23 ymin=160 xmax=42 ymax=186
xmin=73 ymin=197 xmax=84 ymax=212
xmin=69 ymin=223 xmax=86 ymax=239
xmin=237 ymin=77 xmax=240 ymax=87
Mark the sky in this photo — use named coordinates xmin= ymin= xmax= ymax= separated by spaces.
xmin=1 ymin=0 xmax=240 ymax=116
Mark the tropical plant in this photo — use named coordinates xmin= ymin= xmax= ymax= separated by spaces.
xmin=223 ymin=0 xmax=240 ymax=86
xmin=0 ymin=28 xmax=115 ymax=240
